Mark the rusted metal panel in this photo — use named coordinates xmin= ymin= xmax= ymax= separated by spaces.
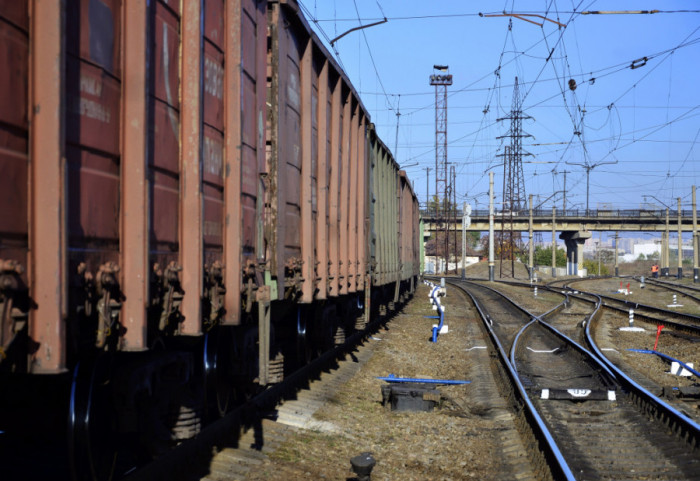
xmin=400 ymin=175 xmax=409 ymax=280
xmin=204 ymin=0 xmax=224 ymax=50
xmin=347 ymin=100 xmax=359 ymax=293
xmin=149 ymin=0 xmax=180 ymax=272
xmin=179 ymin=0 xmax=203 ymax=336
xmin=66 ymin=147 xmax=120 ymax=242
xmin=65 ymin=0 xmax=121 ymax=296
xmin=0 ymin=1 xmax=28 ymax=30
xmin=309 ymin=51 xmax=320 ymax=297
xmin=327 ymin=75 xmax=341 ymax=297
xmin=203 ymin=182 xmax=224 ymax=249
xmin=0 ymin=142 xmax=28 ymax=247
xmin=367 ymin=129 xmax=376 ymax=285
xmin=391 ymin=157 xmax=399 ymax=283
xmin=29 ymin=0 xmax=66 ymax=373
xmin=120 ymin=0 xmax=149 ymax=351
xmin=224 ymin=0 xmax=266 ymax=325
xmin=203 ymin=41 xmax=224 ymax=132
xmin=356 ymin=115 xmax=367 ymax=291
xmin=0 ymin=3 xmax=29 ymax=371
xmin=280 ymin=18 xmax=302 ymax=296
xmin=339 ymin=89 xmax=351 ymax=295
xmin=269 ymin=5 xmax=304 ymax=298
xmin=0 ymin=12 xmax=28 ymax=130
xmin=66 ymin=59 xmax=121 ymax=155
xmin=373 ymin=140 xmax=385 ymax=285
xmin=66 ymin=0 xmax=122 ymax=77
xmin=0 ymin=7 xmax=29 ymax=270
xmin=152 ymin=2 xmax=180 ymax=110
xmin=370 ymin=131 xmax=401 ymax=288
xmin=202 ymin=0 xmax=225 ymax=316
xmin=314 ymin=58 xmax=329 ymax=300
xmin=299 ymin=38 xmax=314 ymax=303
xmin=400 ymin=173 xmax=419 ymax=280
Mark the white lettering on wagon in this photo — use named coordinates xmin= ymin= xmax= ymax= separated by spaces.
xmin=80 ymin=98 xmax=111 ymax=123
xmin=75 ymin=74 xmax=111 ymax=124
xmin=204 ymin=57 xmax=223 ymax=100
xmin=203 ymin=136 xmax=223 ymax=176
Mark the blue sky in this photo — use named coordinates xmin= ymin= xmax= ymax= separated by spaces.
xmin=298 ymin=1 xmax=700 ymax=213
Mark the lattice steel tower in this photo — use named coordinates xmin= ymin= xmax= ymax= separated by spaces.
xmin=430 ymin=65 xmax=452 ymax=273
xmin=497 ymin=77 xmax=532 ymax=277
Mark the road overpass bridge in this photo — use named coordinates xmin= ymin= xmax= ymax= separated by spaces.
xmin=422 ymin=207 xmax=698 ymax=233
xmin=423 ymin=207 xmax=700 ymax=278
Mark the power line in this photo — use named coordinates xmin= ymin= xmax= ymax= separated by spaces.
xmin=311 ymin=10 xmax=700 ymax=23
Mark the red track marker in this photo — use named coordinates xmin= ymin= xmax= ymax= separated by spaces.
xmin=653 ymin=325 xmax=665 ymax=351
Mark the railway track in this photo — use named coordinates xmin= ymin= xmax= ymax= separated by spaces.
xmin=494 ymin=278 xmax=700 ymax=425
xmin=549 ymin=277 xmax=700 ymax=335
xmin=455 ymin=279 xmax=700 ymax=480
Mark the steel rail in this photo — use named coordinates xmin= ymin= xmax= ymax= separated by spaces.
xmin=640 ymin=275 xmax=700 ymax=296
xmin=546 ymin=277 xmax=700 ymax=335
xmin=583 ymin=291 xmax=700 ymax=448
xmin=450 ymin=280 xmax=576 ymax=481
xmin=477 ymin=279 xmax=700 ymax=471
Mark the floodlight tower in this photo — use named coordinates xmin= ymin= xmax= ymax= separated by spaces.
xmin=430 ymin=65 xmax=452 ymax=273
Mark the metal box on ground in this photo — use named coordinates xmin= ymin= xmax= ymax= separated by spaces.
xmin=382 ymin=383 xmax=440 ymax=412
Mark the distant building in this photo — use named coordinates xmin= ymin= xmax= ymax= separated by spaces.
xmin=633 ymin=242 xmax=661 ymax=258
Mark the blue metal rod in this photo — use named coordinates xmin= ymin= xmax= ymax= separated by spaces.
xmin=628 ymin=349 xmax=700 ymax=378
xmin=377 ymin=375 xmax=470 ymax=385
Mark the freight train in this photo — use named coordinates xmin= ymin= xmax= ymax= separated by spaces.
xmin=0 ymin=0 xmax=421 ymax=479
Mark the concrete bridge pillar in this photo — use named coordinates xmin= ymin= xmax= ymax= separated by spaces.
xmin=560 ymin=231 xmax=591 ymax=276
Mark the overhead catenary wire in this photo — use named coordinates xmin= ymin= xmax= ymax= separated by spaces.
xmin=302 ymin=1 xmax=699 ymax=209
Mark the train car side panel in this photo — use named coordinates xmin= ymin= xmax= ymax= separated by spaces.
xmin=339 ymin=90 xmax=351 ymax=295
xmin=0 ymin=3 xmax=29 ymax=288
xmin=356 ymin=115 xmax=368 ymax=291
xmin=268 ymin=4 xmax=305 ymax=299
xmin=327 ymin=74 xmax=341 ymax=298
xmin=299 ymin=37 xmax=314 ymax=303
xmin=347 ymin=100 xmax=359 ymax=293
xmin=224 ymin=0 xmax=267 ymax=324
xmin=314 ymin=57 xmax=330 ymax=300
xmin=149 ymin=1 xmax=181 ymax=279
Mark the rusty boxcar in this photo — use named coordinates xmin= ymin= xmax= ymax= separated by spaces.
xmin=0 ymin=1 xmax=420 ymax=479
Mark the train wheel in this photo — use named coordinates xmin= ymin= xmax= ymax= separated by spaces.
xmin=203 ymin=326 xmax=235 ymax=419
xmin=313 ymin=304 xmax=337 ymax=356
xmin=230 ymin=326 xmax=261 ymax=403
xmin=68 ymin=354 xmax=118 ymax=481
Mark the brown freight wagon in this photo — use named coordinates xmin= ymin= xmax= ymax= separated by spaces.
xmin=0 ymin=1 xmax=420 ymax=479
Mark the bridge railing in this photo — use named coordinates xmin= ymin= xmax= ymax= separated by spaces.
xmin=420 ymin=207 xmax=691 ymax=220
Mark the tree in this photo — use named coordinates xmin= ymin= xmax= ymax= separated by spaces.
xmin=465 ymin=231 xmax=480 ymax=249
xmin=598 ymin=249 xmax=615 ymax=264
xmin=532 ymin=245 xmax=566 ymax=267
xmin=480 ymin=233 xmax=522 ymax=260
xmin=583 ymin=259 xmax=608 ymax=276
